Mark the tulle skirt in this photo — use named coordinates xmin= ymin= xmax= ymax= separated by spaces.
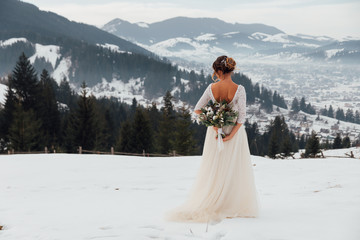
xmin=164 ymin=125 xmax=260 ymax=222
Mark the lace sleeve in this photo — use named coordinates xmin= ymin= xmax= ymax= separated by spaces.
xmin=194 ymin=84 xmax=212 ymax=111
xmin=236 ymin=85 xmax=246 ymax=124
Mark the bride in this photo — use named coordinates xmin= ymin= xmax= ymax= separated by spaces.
xmin=164 ymin=56 xmax=260 ymax=223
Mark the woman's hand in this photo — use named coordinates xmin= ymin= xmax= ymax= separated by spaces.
xmin=222 ymin=134 xmax=234 ymax=142
xmin=213 ymin=126 xmax=218 ymax=134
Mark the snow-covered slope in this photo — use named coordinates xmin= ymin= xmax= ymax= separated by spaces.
xmin=29 ymin=43 xmax=60 ymax=69
xmin=0 ymin=38 xmax=27 ymax=47
xmin=0 ymin=83 xmax=8 ymax=105
xmin=0 ymin=150 xmax=359 ymax=239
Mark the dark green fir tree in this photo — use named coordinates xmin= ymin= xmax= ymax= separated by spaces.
xmin=9 ymin=104 xmax=42 ymax=152
xmin=174 ymin=104 xmax=196 ymax=155
xmin=10 ymin=52 xmax=40 ymax=111
xmin=333 ymin=133 xmax=342 ymax=149
xmin=131 ymin=107 xmax=153 ymax=153
xmin=304 ymin=131 xmax=320 ymax=158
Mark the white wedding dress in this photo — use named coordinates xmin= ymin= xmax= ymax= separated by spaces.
xmin=164 ymin=83 xmax=260 ymax=222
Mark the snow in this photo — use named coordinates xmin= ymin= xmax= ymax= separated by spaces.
xmin=89 ymin=78 xmax=146 ymax=105
xmin=251 ymin=32 xmax=271 ymax=40
xmin=51 ymin=57 xmax=72 ymax=84
xmin=29 ymin=43 xmax=61 ymax=69
xmin=223 ymin=32 xmax=239 ymax=36
xmin=0 ymin=83 xmax=8 ymax=105
xmin=325 ymin=49 xmax=344 ymax=59
xmin=0 ymin=149 xmax=359 ymax=240
xmin=96 ymin=43 xmax=130 ymax=54
xmin=0 ymin=38 xmax=27 ymax=47
xmin=194 ymin=34 xmax=216 ymax=41
xmin=262 ymin=33 xmax=291 ymax=43
xmin=143 ymin=37 xmax=227 ymax=63
xmin=295 ymin=34 xmax=334 ymax=42
xmin=136 ymin=22 xmax=149 ymax=28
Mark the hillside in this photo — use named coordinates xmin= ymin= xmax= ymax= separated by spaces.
xmin=0 ymin=0 xmax=150 ymax=56
xmin=0 ymin=150 xmax=359 ymax=239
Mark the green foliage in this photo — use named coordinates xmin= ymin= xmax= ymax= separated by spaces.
xmin=291 ymin=97 xmax=300 ymax=113
xmin=66 ymin=83 xmax=97 ymax=151
xmin=9 ymin=104 xmax=42 ymax=151
xmin=131 ymin=107 xmax=153 ymax=153
xmin=37 ymin=69 xmax=61 ymax=148
xmin=304 ymin=131 xmax=320 ymax=158
xmin=268 ymin=132 xmax=279 ymax=159
xmin=333 ymin=133 xmax=342 ymax=149
xmin=174 ymin=105 xmax=197 ymax=155
xmin=10 ymin=52 xmax=40 ymax=111
xmin=116 ymin=121 xmax=133 ymax=153
xmin=342 ymin=136 xmax=351 ymax=148
xmin=157 ymin=91 xmax=176 ymax=154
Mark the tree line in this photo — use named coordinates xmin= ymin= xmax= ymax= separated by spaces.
xmin=245 ymin=115 xmax=357 ymax=159
xmin=319 ymin=105 xmax=360 ymax=124
xmin=2 ymin=53 xmax=355 ymax=158
xmin=0 ymin=53 xmax=205 ymax=155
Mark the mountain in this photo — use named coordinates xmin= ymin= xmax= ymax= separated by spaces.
xmin=0 ymin=0 xmax=185 ymax=104
xmin=102 ymin=17 xmax=360 ymax=64
xmin=103 ymin=17 xmax=284 ymax=44
xmin=0 ymin=0 xmax=150 ymax=56
xmin=0 ymin=0 xmax=292 ymax=110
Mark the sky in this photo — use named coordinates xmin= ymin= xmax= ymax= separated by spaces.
xmin=21 ymin=0 xmax=360 ymax=38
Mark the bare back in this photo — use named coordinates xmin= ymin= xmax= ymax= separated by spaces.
xmin=211 ymin=81 xmax=239 ymax=103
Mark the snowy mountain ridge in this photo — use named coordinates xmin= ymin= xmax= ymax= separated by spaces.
xmin=102 ymin=17 xmax=360 ymax=65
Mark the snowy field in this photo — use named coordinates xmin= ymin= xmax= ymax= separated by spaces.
xmin=0 ymin=151 xmax=360 ymax=240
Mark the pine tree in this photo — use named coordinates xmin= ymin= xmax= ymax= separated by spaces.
xmin=268 ymin=131 xmax=278 ymax=159
xmin=131 ymin=107 xmax=153 ymax=153
xmin=67 ymin=82 xmax=97 ymax=151
xmin=291 ymin=97 xmax=300 ymax=113
xmin=10 ymin=52 xmax=40 ymax=111
xmin=320 ymin=106 xmax=328 ymax=116
xmin=304 ymin=131 xmax=320 ymax=158
xmin=9 ymin=104 xmax=42 ymax=151
xmin=327 ymin=105 xmax=334 ymax=118
xmin=342 ymin=136 xmax=351 ymax=148
xmin=174 ymin=104 xmax=196 ymax=155
xmin=355 ymin=110 xmax=360 ymax=124
xmin=93 ymin=108 xmax=113 ymax=152
xmin=300 ymin=97 xmax=306 ymax=112
xmin=332 ymin=133 xmax=342 ymax=149
xmin=38 ymin=69 xmax=60 ymax=148
xmin=158 ymin=91 xmax=175 ymax=154
xmin=281 ymin=135 xmax=292 ymax=157
xmin=254 ymin=83 xmax=260 ymax=98
xmin=345 ymin=109 xmax=354 ymax=123
xmin=335 ymin=108 xmax=345 ymax=121
xmin=116 ymin=121 xmax=134 ymax=152
xmin=299 ymin=134 xmax=306 ymax=149
xmin=1 ymin=82 xmax=17 ymax=142
xmin=148 ymin=102 xmax=160 ymax=133
xmin=175 ymin=71 xmax=181 ymax=86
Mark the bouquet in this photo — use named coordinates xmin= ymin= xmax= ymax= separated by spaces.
xmin=197 ymin=99 xmax=238 ymax=151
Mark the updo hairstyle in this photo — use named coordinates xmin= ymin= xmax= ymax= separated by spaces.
xmin=212 ymin=55 xmax=236 ymax=81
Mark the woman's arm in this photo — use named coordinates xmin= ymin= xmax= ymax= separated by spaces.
xmin=194 ymin=85 xmax=211 ymax=114
xmin=222 ymin=123 xmax=242 ymax=142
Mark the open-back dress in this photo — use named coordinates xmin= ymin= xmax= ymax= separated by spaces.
xmin=164 ymin=83 xmax=260 ymax=222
